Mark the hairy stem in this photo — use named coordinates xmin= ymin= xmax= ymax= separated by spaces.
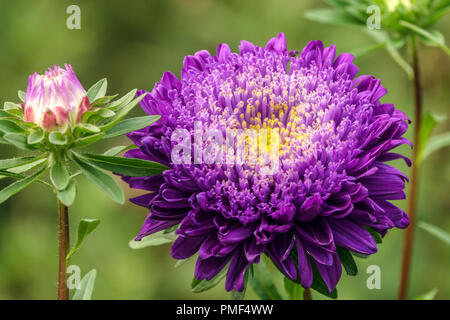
xmin=398 ymin=36 xmax=422 ymax=300
xmin=303 ymin=288 xmax=313 ymax=300
xmin=57 ymin=200 xmax=70 ymax=300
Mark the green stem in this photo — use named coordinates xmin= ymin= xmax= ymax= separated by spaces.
xmin=398 ymin=36 xmax=422 ymax=300
xmin=57 ymin=199 xmax=70 ymax=300
xmin=303 ymin=288 xmax=312 ymax=300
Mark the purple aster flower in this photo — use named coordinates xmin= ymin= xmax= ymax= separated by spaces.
xmin=24 ymin=64 xmax=89 ymax=130
xmin=123 ymin=33 xmax=410 ymax=293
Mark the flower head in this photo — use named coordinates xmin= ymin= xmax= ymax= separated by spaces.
xmin=123 ymin=33 xmax=410 ymax=293
xmin=24 ymin=64 xmax=89 ymax=130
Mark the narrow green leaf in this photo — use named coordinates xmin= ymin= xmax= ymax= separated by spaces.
xmin=419 ymin=221 xmax=450 ymax=246
xmin=0 ymin=119 xmax=27 ymax=134
xmin=284 ymin=277 xmax=304 ymax=300
xmin=3 ymin=133 xmax=38 ymax=151
xmin=49 ymin=131 xmax=67 ymax=145
xmin=76 ymin=123 xmax=101 ymax=134
xmin=3 ymin=102 xmax=22 ymax=111
xmin=50 ymin=160 xmax=70 ymax=190
xmin=71 ymin=132 xmax=105 ymax=149
xmin=87 ymin=78 xmax=107 ymax=102
xmin=27 ymin=129 xmax=44 ymax=144
xmin=129 ymin=230 xmax=176 ymax=249
xmin=420 ymin=132 xmax=450 ymax=163
xmin=337 ymin=247 xmax=358 ymax=276
xmin=57 ymin=179 xmax=77 ymax=207
xmin=105 ymin=89 xmax=137 ymax=110
xmin=78 ymin=153 xmax=167 ymax=177
xmin=103 ymin=145 xmax=136 ymax=157
xmin=249 ymin=258 xmax=284 ymax=300
xmin=66 ymin=218 xmax=101 ymax=261
xmin=96 ymin=108 xmax=115 ymax=118
xmin=103 ymin=115 xmax=160 ymax=139
xmin=0 ymin=158 xmax=47 ymax=178
xmin=399 ymin=20 xmax=450 ymax=55
xmin=414 ymin=288 xmax=439 ymax=300
xmin=71 ymin=153 xmax=125 ymax=204
xmin=191 ymin=267 xmax=228 ymax=293
xmin=304 ymin=8 xmax=362 ymax=26
xmin=0 ymin=166 xmax=47 ymax=204
xmin=18 ymin=90 xmax=26 ymax=102
xmin=72 ymin=269 xmax=96 ymax=300
xmin=99 ymin=93 xmax=147 ymax=131
xmin=174 ymin=259 xmax=188 ymax=268
xmin=0 ymin=156 xmax=40 ymax=170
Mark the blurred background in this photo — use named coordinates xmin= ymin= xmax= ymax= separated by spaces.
xmin=0 ymin=0 xmax=449 ymax=299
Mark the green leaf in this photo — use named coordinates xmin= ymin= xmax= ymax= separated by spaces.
xmin=27 ymin=129 xmax=44 ymax=144
xmin=418 ymin=112 xmax=446 ymax=160
xmin=66 ymin=218 xmax=101 ymax=261
xmin=18 ymin=90 xmax=26 ymax=102
xmin=99 ymin=93 xmax=147 ymax=131
xmin=304 ymin=8 xmax=362 ymax=26
xmin=419 ymin=221 xmax=450 ymax=246
xmin=78 ymin=153 xmax=167 ymax=177
xmin=96 ymin=108 xmax=115 ymax=118
xmin=3 ymin=102 xmax=22 ymax=111
xmin=191 ymin=267 xmax=228 ymax=293
xmin=71 ymin=132 xmax=105 ymax=149
xmin=0 ymin=119 xmax=27 ymax=134
xmin=0 ymin=156 xmax=40 ymax=170
xmin=337 ymin=247 xmax=358 ymax=276
xmin=71 ymin=152 xmax=125 ymax=204
xmin=105 ymin=89 xmax=137 ymax=110
xmin=0 ymin=166 xmax=47 ymax=204
xmin=103 ymin=115 xmax=160 ymax=139
xmin=103 ymin=145 xmax=136 ymax=157
xmin=414 ymin=288 xmax=439 ymax=300
xmin=87 ymin=78 xmax=107 ymax=103
xmin=76 ymin=123 xmax=101 ymax=134
xmin=399 ymin=20 xmax=450 ymax=55
xmin=128 ymin=230 xmax=176 ymax=249
xmin=1 ymin=158 xmax=47 ymax=177
xmin=284 ymin=277 xmax=304 ymax=300
xmin=57 ymin=179 xmax=77 ymax=207
xmin=310 ymin=259 xmax=338 ymax=299
xmin=49 ymin=131 xmax=67 ymax=145
xmin=50 ymin=160 xmax=70 ymax=190
xmin=72 ymin=269 xmax=96 ymax=300
xmin=420 ymin=132 xmax=450 ymax=163
xmin=249 ymin=258 xmax=284 ymax=300
xmin=3 ymin=133 xmax=38 ymax=151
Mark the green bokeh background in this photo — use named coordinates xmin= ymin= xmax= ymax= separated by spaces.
xmin=0 ymin=0 xmax=449 ymax=299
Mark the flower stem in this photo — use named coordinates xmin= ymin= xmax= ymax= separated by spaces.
xmin=303 ymin=288 xmax=313 ymax=300
xmin=57 ymin=199 xmax=70 ymax=300
xmin=398 ymin=36 xmax=422 ymax=300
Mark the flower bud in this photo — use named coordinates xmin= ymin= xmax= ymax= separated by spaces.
xmin=23 ymin=64 xmax=90 ymax=130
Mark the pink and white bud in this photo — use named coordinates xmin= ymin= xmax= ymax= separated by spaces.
xmin=23 ymin=64 xmax=90 ymax=130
